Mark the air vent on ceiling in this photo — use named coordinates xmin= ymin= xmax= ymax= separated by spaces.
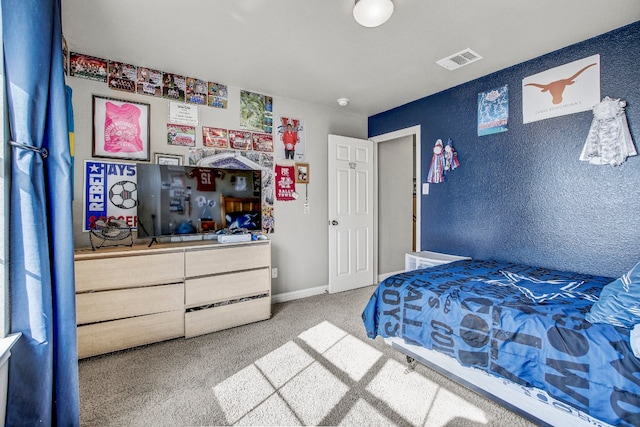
xmin=436 ymin=48 xmax=483 ymax=71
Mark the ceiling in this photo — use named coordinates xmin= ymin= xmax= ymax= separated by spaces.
xmin=61 ymin=0 xmax=640 ymax=117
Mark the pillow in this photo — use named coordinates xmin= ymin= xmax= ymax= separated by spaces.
xmin=631 ymin=324 xmax=640 ymax=358
xmin=586 ymin=261 xmax=640 ymax=327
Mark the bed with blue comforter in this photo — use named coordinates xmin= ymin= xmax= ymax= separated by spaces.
xmin=362 ymin=259 xmax=640 ymax=427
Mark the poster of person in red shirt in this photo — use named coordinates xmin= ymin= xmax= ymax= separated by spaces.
xmin=276 ymin=116 xmax=305 ymax=161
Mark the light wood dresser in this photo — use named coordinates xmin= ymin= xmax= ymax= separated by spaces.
xmin=74 ymin=240 xmax=271 ymax=358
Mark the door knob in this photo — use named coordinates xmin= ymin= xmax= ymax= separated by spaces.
xmin=331 ymin=220 xmax=339 ymax=226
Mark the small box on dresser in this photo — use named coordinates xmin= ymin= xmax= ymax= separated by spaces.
xmin=405 ymin=251 xmax=470 ymax=272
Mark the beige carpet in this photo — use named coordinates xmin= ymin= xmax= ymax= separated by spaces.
xmin=78 ymin=285 xmax=536 ymax=426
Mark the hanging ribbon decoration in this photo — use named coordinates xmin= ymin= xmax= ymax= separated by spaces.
xmin=444 ymin=138 xmax=460 ymax=172
xmin=428 ymin=138 xmax=461 ymax=184
xmin=427 ymin=139 xmax=446 ymax=183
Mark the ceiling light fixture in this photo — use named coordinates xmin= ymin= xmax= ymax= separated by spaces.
xmin=337 ymin=98 xmax=350 ymax=107
xmin=353 ymin=0 xmax=394 ymax=28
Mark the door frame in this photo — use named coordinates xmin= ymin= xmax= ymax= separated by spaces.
xmin=371 ymin=125 xmax=421 ymax=282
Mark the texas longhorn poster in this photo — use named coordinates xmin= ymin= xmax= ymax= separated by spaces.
xmin=522 ymin=54 xmax=600 ymax=124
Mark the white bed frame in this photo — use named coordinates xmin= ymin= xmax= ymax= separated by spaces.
xmin=386 ymin=337 xmax=614 ymax=427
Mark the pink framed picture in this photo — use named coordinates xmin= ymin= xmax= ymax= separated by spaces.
xmin=92 ymin=95 xmax=150 ymax=161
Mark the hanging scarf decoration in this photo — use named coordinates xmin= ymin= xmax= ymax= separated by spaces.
xmin=427 ymin=139 xmax=446 ymax=183
xmin=275 ymin=164 xmax=296 ymax=200
xmin=579 ymin=96 xmax=636 ymax=166
xmin=444 ymin=138 xmax=460 ymax=172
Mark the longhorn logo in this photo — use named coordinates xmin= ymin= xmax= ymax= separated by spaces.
xmin=525 ymin=62 xmax=597 ymax=104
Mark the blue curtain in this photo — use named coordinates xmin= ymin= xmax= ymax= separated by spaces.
xmin=3 ymin=0 xmax=80 ymax=425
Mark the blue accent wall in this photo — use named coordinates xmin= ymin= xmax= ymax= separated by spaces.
xmin=369 ymin=21 xmax=640 ymax=278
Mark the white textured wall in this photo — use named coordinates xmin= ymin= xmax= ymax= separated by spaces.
xmin=378 ymin=135 xmax=414 ymax=274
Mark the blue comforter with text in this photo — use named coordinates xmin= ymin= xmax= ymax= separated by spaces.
xmin=362 ymin=260 xmax=640 ymax=426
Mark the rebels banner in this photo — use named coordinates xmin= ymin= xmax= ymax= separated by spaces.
xmin=83 ymin=160 xmax=138 ymax=231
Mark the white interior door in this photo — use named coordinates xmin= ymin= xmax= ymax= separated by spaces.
xmin=328 ymin=134 xmax=374 ymax=293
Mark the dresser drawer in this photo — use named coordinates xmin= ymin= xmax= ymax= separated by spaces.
xmin=185 ymin=297 xmax=270 ymax=338
xmin=77 ymin=310 xmax=185 ymax=358
xmin=75 ymin=252 xmax=184 ymax=292
xmin=76 ymin=283 xmax=184 ymax=325
xmin=185 ymin=243 xmax=270 ymax=277
xmin=185 ymin=268 xmax=269 ymax=307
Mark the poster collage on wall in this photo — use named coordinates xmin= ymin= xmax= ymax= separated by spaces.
xmin=72 ymin=51 xmax=309 ymax=236
xmin=69 ymin=52 xmax=229 ymax=108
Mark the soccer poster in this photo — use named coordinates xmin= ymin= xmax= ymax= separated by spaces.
xmin=83 ymin=160 xmax=138 ymax=231
xmin=478 ymin=85 xmax=509 ymax=136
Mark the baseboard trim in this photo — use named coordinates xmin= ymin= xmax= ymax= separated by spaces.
xmin=378 ymin=269 xmax=404 ymax=282
xmin=272 ymin=285 xmax=328 ymax=304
